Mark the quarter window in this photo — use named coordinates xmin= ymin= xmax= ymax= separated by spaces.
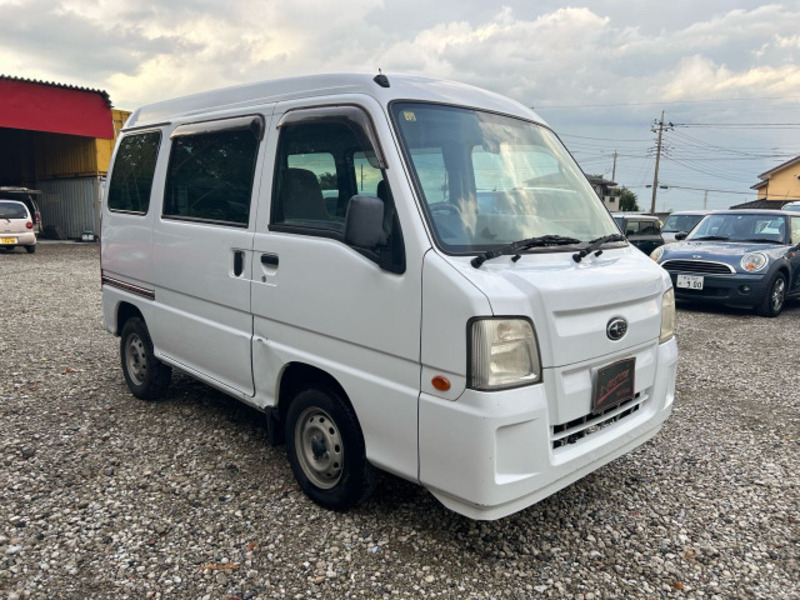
xmin=107 ymin=132 xmax=161 ymax=214
xmin=163 ymin=123 xmax=260 ymax=226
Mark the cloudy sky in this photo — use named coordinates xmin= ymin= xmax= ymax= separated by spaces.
xmin=2 ymin=0 xmax=799 ymax=210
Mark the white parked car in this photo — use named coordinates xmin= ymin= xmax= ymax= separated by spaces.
xmin=101 ymin=73 xmax=678 ymax=520
xmin=0 ymin=200 xmax=37 ymax=253
xmin=781 ymin=201 xmax=800 ymax=212
xmin=661 ymin=210 xmax=712 ymax=243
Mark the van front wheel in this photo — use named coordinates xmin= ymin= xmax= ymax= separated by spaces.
xmin=285 ymin=388 xmax=377 ymax=511
xmin=120 ymin=317 xmax=172 ymax=400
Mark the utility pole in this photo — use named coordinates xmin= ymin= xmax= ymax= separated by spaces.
xmin=650 ymin=112 xmax=673 ymax=214
xmin=611 ymin=150 xmax=618 ymax=181
xmin=703 ymin=190 xmax=708 ymax=210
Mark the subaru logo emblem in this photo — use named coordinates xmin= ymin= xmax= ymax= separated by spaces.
xmin=607 ymin=317 xmax=628 ymax=341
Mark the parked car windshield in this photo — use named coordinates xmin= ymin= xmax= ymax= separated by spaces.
xmin=688 ymin=213 xmax=787 ymax=244
xmin=390 ymin=103 xmax=619 ymax=253
xmin=663 ymin=214 xmax=704 ymax=233
xmin=0 ymin=201 xmax=28 ymax=219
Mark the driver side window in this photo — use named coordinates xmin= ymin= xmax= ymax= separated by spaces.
xmin=270 ymin=108 xmax=405 ymax=273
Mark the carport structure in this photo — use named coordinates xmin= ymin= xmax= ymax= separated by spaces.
xmin=0 ymin=75 xmax=128 ymax=238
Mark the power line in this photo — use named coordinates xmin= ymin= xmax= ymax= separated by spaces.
xmin=560 ymin=133 xmax=651 ymax=142
xmin=536 ymin=95 xmax=800 ymax=109
xmin=675 ymin=122 xmax=800 ymax=128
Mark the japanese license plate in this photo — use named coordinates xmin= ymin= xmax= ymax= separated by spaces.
xmin=677 ymin=274 xmax=704 ymax=290
xmin=592 ymin=358 xmax=635 ymax=413
xmin=1 ymin=237 xmax=18 ymax=245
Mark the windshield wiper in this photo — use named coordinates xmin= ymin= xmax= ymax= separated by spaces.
xmin=471 ymin=235 xmax=582 ymax=268
xmin=740 ymin=238 xmax=781 ymax=244
xmin=572 ymin=234 xmax=627 ymax=263
xmin=692 ymin=235 xmax=729 ymax=241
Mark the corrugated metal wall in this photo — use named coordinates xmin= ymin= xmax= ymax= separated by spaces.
xmin=36 ymin=177 xmax=102 ymax=239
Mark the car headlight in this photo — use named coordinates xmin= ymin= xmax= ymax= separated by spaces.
xmin=650 ymin=246 xmax=665 ymax=262
xmin=660 ymin=288 xmax=675 ymax=343
xmin=469 ymin=318 xmax=540 ymax=390
xmin=740 ymin=252 xmax=768 ymax=272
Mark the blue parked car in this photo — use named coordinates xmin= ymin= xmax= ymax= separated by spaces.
xmin=650 ymin=210 xmax=800 ymax=317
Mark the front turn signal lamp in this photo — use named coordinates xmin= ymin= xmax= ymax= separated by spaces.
xmin=660 ymin=288 xmax=676 ymax=343
xmin=469 ymin=318 xmax=541 ymax=390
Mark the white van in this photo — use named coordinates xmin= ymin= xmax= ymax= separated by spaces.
xmin=101 ymin=73 xmax=677 ymax=520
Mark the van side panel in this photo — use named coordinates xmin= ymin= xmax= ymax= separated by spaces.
xmin=149 ymin=221 xmax=256 ymax=395
xmin=250 ymin=97 xmax=430 ymax=480
xmin=101 ymin=130 xmax=167 ymax=332
xmin=145 ymin=115 xmax=269 ymax=397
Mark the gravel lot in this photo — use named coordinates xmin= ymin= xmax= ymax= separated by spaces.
xmin=1 ymin=243 xmax=798 ymax=600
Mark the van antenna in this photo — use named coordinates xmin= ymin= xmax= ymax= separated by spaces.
xmin=374 ymin=69 xmax=390 ymax=88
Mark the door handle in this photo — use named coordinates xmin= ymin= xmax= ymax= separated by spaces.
xmin=233 ymin=250 xmax=245 ymax=277
xmin=261 ymin=253 xmax=279 ymax=267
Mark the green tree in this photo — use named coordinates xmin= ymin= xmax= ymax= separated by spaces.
xmin=618 ymin=186 xmax=640 ymax=212
xmin=318 ymin=172 xmax=337 ymax=190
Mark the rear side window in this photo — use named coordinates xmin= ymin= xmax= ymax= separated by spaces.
xmin=624 ymin=220 xmax=640 ymax=235
xmin=107 ymin=132 xmax=161 ymax=214
xmin=638 ymin=220 xmax=660 ymax=235
xmin=0 ymin=201 xmax=28 ymax=219
xmin=163 ymin=120 xmax=261 ymax=227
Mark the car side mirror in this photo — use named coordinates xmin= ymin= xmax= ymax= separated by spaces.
xmin=675 ymin=231 xmax=688 ymax=240
xmin=344 ymin=195 xmax=386 ymax=249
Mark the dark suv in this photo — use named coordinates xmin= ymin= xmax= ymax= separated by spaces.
xmin=0 ymin=187 xmax=42 ymax=235
xmin=612 ymin=213 xmax=664 ymax=255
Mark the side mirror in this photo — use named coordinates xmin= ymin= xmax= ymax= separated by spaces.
xmin=344 ymin=195 xmax=385 ymax=249
xmin=675 ymin=231 xmax=688 ymax=240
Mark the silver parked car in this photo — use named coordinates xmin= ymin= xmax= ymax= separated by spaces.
xmin=0 ymin=200 xmax=37 ymax=254
xmin=661 ymin=210 xmax=712 ymax=243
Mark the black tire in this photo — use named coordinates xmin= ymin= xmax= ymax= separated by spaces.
xmin=756 ymin=272 xmax=786 ymax=317
xmin=119 ymin=317 xmax=172 ymax=400
xmin=25 ymin=245 xmax=36 ymax=254
xmin=285 ymin=387 xmax=377 ymax=511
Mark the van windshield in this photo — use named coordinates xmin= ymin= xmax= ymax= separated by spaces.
xmin=390 ymin=103 xmax=618 ymax=253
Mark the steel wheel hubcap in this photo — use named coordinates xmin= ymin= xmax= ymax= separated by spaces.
xmin=126 ymin=334 xmax=148 ymax=386
xmin=295 ymin=407 xmax=343 ymax=489
xmin=772 ymin=279 xmax=786 ymax=310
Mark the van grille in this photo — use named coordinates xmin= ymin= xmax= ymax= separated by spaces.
xmin=551 ymin=393 xmax=646 ymax=450
xmin=661 ymin=260 xmax=734 ymax=275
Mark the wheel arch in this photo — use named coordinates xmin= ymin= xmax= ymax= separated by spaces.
xmin=267 ymin=362 xmax=359 ymax=446
xmin=116 ymin=302 xmax=144 ymax=336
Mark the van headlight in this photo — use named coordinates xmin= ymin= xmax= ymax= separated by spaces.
xmin=660 ymin=288 xmax=676 ymax=343
xmin=650 ymin=246 xmax=665 ymax=262
xmin=469 ymin=318 xmax=540 ymax=390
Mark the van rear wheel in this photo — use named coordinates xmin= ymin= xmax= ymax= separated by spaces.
xmin=25 ymin=245 xmax=36 ymax=254
xmin=285 ymin=387 xmax=377 ymax=511
xmin=120 ymin=317 xmax=172 ymax=400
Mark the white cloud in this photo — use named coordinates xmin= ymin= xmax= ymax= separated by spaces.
xmin=1 ymin=1 xmax=798 ymax=110
xmin=660 ymin=55 xmax=800 ymax=100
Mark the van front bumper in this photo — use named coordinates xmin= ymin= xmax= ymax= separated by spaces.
xmin=418 ymin=337 xmax=678 ymax=520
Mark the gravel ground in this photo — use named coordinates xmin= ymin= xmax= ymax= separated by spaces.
xmin=1 ymin=243 xmax=798 ymax=600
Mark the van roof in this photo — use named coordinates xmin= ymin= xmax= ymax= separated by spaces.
xmin=124 ymin=73 xmax=544 ymax=130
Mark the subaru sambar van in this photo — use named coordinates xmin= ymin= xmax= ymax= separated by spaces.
xmin=101 ymin=73 xmax=678 ymax=520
